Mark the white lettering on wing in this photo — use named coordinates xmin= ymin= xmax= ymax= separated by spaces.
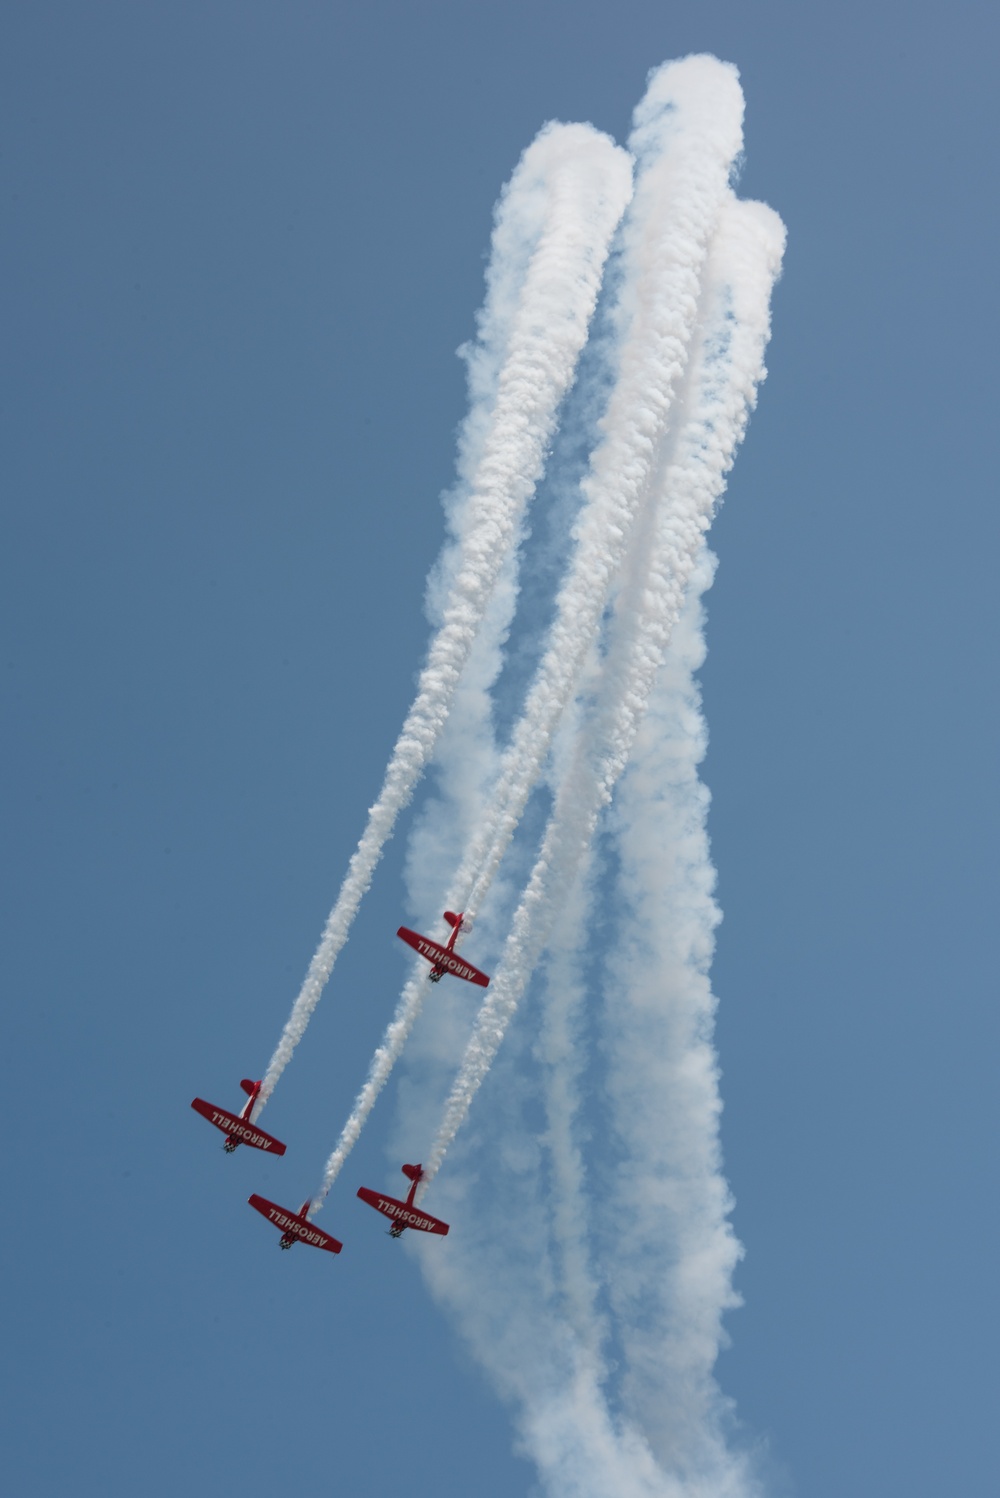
xmin=262 ymin=1204 xmax=329 ymax=1246
xmin=375 ymin=1196 xmax=436 ymax=1231
xmin=206 ymin=1107 xmax=275 ymax=1150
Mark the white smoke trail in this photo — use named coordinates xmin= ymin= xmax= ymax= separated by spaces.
xmin=523 ymin=575 xmax=741 ymax=1491
xmin=596 ymin=555 xmax=756 ymax=1494
xmin=307 ymin=53 xmax=748 ymax=1198
xmin=512 ymin=564 xmax=761 ymax=1498
xmin=256 ymin=122 xmax=631 ymax=1112
xmin=413 ymin=1156 xmax=676 ymax=1497
xmin=533 ymin=842 xmax=608 ymax=1356
xmin=550 ymin=202 xmax=782 ymax=1485
xmin=443 ymin=55 xmax=746 ymax=934
xmin=387 ymin=61 xmax=785 ymax=1498
xmin=423 ymin=165 xmax=783 ymax=1196
xmin=302 ymin=56 xmax=786 ymax=1498
xmin=409 ymin=188 xmax=782 ymax=1497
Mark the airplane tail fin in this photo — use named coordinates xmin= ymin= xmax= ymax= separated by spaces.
xmin=240 ymin=1078 xmax=260 ymax=1097
xmin=401 ymin=1163 xmax=423 ymax=1183
xmin=444 ymin=910 xmax=473 ymax=934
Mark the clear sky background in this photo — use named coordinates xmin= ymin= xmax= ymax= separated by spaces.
xmin=2 ymin=4 xmax=997 ymax=1496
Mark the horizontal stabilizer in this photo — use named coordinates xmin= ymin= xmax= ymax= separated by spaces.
xmin=239 ymin=1078 xmax=258 ymax=1097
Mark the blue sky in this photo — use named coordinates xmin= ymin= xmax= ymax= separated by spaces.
xmin=2 ymin=4 xmax=997 ymax=1496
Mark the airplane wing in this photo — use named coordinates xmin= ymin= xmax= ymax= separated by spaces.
xmin=356 ymin=1186 xmax=450 ymax=1236
xmin=396 ymin=927 xmax=490 ymax=987
xmin=190 ymin=1098 xmax=287 ymax=1155
xmin=248 ymin=1194 xmax=343 ymax=1253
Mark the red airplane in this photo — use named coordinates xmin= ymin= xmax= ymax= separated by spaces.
xmin=357 ymin=1163 xmax=450 ymax=1239
xmin=397 ymin=910 xmax=490 ymax=987
xmin=190 ymin=1079 xmax=287 ymax=1156
xmin=248 ymin=1193 xmax=343 ymax=1254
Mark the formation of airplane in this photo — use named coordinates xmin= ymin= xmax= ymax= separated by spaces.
xmin=190 ymin=915 xmax=483 ymax=1257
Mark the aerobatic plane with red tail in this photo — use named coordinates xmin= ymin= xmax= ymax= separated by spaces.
xmin=357 ymin=1163 xmax=450 ymax=1239
xmin=190 ymin=1079 xmax=287 ymax=1156
xmin=396 ymin=910 xmax=490 ymax=987
xmin=248 ymin=1194 xmax=343 ymax=1253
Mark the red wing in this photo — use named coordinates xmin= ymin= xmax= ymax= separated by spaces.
xmin=248 ymin=1194 xmax=342 ymax=1253
xmin=396 ymin=928 xmax=490 ymax=987
xmin=191 ymin=1098 xmax=287 ymax=1155
xmin=356 ymin=1186 xmax=450 ymax=1236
